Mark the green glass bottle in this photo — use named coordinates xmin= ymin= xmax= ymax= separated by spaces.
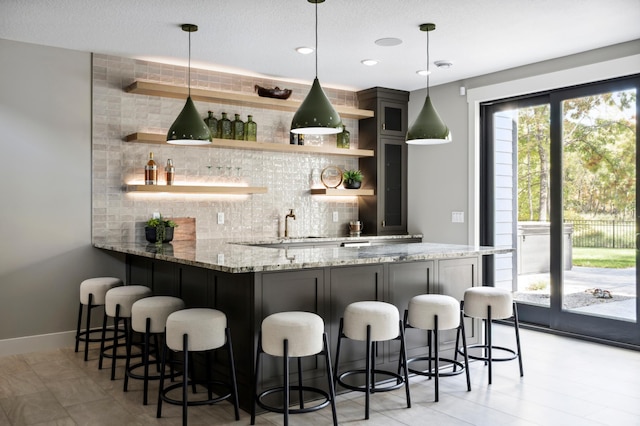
xmin=203 ymin=111 xmax=218 ymax=139
xmin=232 ymin=114 xmax=244 ymax=140
xmin=244 ymin=115 xmax=257 ymax=141
xmin=337 ymin=125 xmax=350 ymax=149
xmin=218 ymin=112 xmax=232 ymax=139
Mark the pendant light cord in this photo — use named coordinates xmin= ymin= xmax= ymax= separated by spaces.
xmin=188 ymin=29 xmax=192 ymax=97
xmin=426 ymin=28 xmax=430 ymax=97
xmin=314 ymin=0 xmax=318 ymax=78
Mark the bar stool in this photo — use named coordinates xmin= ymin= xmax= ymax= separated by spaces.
xmin=124 ymin=296 xmax=185 ymax=405
xmin=100 ymin=285 xmax=152 ymax=380
xmin=157 ymin=308 xmax=240 ymax=426
xmin=457 ymin=287 xmax=524 ymax=384
xmin=334 ymin=301 xmax=411 ymax=420
xmin=403 ymin=294 xmax=471 ymax=402
xmin=251 ymin=311 xmax=337 ymax=426
xmin=75 ymin=277 xmax=123 ymax=361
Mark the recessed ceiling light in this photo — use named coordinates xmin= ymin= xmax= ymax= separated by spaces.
xmin=361 ymin=59 xmax=379 ymax=66
xmin=435 ymin=60 xmax=453 ymax=69
xmin=374 ymin=37 xmax=402 ymax=47
xmin=416 ymin=70 xmax=431 ymax=76
xmin=296 ymin=47 xmax=314 ymax=55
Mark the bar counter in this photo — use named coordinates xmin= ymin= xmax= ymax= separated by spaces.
xmin=94 ymin=237 xmax=513 ymax=411
xmin=93 ymin=236 xmax=511 ymax=273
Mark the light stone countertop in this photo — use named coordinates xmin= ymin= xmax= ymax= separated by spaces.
xmin=94 ymin=235 xmax=513 ymax=273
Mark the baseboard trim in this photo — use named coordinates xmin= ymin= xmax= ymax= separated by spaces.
xmin=0 ymin=330 xmax=77 ymax=357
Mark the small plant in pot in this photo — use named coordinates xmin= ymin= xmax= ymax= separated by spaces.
xmin=342 ymin=169 xmax=363 ymax=189
xmin=145 ymin=216 xmax=177 ymax=244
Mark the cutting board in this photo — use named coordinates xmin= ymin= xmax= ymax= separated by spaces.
xmin=170 ymin=217 xmax=196 ymax=241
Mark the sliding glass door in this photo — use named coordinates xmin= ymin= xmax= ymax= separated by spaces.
xmin=481 ymin=75 xmax=640 ymax=345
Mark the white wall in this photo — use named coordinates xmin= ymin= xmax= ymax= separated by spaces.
xmin=0 ymin=39 xmax=125 ymax=355
xmin=407 ymin=40 xmax=640 ymax=245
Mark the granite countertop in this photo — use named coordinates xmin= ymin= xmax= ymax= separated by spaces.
xmin=94 ymin=235 xmax=513 ymax=273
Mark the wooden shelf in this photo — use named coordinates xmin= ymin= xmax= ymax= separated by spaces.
xmin=125 ymin=80 xmax=374 ymax=120
xmin=126 ymin=185 xmax=267 ymax=194
xmin=310 ymin=188 xmax=374 ymax=196
xmin=124 ymin=132 xmax=375 ymax=158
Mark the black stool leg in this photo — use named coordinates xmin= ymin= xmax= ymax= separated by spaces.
xmin=487 ymin=306 xmax=493 ymax=385
xmin=513 ymin=302 xmax=524 ymax=377
xmin=143 ymin=319 xmax=151 ymax=404
xmin=399 ymin=320 xmax=411 ymax=408
xmin=459 ymin=311 xmax=471 ymax=392
xmin=434 ymin=316 xmax=440 ymax=402
xmin=225 ymin=328 xmax=240 ymax=420
xmin=75 ymin=302 xmax=83 ymax=354
xmin=322 ymin=333 xmax=338 ymax=426
xmin=182 ymin=333 xmax=189 ymax=426
xmin=283 ymin=338 xmax=289 ymax=426
xmin=156 ymin=337 xmax=168 ymax=419
xmin=98 ymin=311 xmax=108 ymax=370
xmin=123 ymin=316 xmax=133 ymax=391
xmin=333 ymin=318 xmax=344 ymax=389
xmin=365 ymin=324 xmax=371 ymax=420
xmin=297 ymin=357 xmax=304 ymax=410
xmin=111 ymin=305 xmax=122 ymax=381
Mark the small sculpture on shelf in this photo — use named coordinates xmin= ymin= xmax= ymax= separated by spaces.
xmin=342 ymin=169 xmax=363 ymax=189
xmin=254 ymin=84 xmax=292 ymax=100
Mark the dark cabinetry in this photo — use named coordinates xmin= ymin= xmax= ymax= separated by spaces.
xmin=124 ymin=252 xmax=481 ymax=411
xmin=358 ymin=88 xmax=409 ymax=234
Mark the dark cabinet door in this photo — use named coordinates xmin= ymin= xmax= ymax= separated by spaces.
xmin=380 ymin=99 xmax=408 ymax=137
xmin=380 ymin=138 xmax=407 ymax=233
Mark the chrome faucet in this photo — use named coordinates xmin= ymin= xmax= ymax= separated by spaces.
xmin=284 ymin=209 xmax=296 ymax=238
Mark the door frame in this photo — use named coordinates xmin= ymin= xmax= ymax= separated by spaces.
xmin=480 ymin=74 xmax=640 ymax=346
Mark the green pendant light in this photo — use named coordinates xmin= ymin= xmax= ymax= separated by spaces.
xmin=406 ymin=23 xmax=452 ymax=145
xmin=167 ymin=24 xmax=212 ymax=145
xmin=290 ymin=0 xmax=342 ymax=135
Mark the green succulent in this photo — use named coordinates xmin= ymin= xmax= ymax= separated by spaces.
xmin=342 ymin=169 xmax=363 ymax=183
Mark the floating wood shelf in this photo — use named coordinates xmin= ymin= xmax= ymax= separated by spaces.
xmin=124 ymin=80 xmax=374 ymax=120
xmin=126 ymin=185 xmax=267 ymax=194
xmin=310 ymin=188 xmax=374 ymax=196
xmin=124 ymin=132 xmax=375 ymax=158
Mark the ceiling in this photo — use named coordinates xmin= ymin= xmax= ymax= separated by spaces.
xmin=1 ymin=0 xmax=639 ymax=92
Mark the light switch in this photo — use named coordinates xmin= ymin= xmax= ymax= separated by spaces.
xmin=332 ymin=211 xmax=339 ymax=222
xmin=217 ymin=212 xmax=224 ymax=224
xmin=452 ymin=211 xmax=464 ymax=223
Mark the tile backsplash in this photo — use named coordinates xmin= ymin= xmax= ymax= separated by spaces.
xmin=92 ymin=54 xmax=362 ymax=242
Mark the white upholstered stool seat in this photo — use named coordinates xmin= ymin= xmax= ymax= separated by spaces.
xmin=334 ymin=301 xmax=411 ymax=420
xmin=251 ymin=312 xmax=337 ymax=426
xmin=157 ymin=308 xmax=239 ymax=425
xmin=463 ymin=287 xmax=513 ymax=319
xmin=404 ymin=294 xmax=471 ymax=402
xmin=458 ymin=287 xmax=524 ymax=384
xmin=75 ymin=277 xmax=123 ymax=361
xmin=100 ymin=285 xmax=152 ymax=380
xmin=124 ymin=296 xmax=185 ymax=405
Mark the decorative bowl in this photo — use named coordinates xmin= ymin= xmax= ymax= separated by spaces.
xmin=254 ymin=84 xmax=292 ymax=100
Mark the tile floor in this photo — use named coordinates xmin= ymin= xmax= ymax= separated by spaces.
xmin=1 ymin=325 xmax=639 ymax=425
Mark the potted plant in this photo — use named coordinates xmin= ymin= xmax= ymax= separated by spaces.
xmin=145 ymin=215 xmax=177 ymax=243
xmin=342 ymin=169 xmax=363 ymax=189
